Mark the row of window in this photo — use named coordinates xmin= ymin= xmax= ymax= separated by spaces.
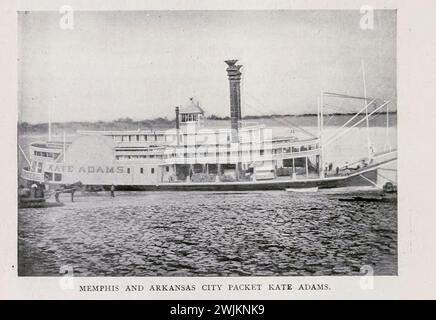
xmin=116 ymin=145 xmax=318 ymax=161
xmin=114 ymin=135 xmax=314 ymax=146
xmin=116 ymin=155 xmax=163 ymax=160
xmin=134 ymin=166 xmax=170 ymax=174
xmin=113 ymin=133 xmax=231 ymax=144
xmin=33 ymin=151 xmax=60 ymax=158
xmin=117 ymin=151 xmax=257 ymax=160
xmin=180 ymin=113 xmax=201 ymax=122
xmin=114 ymin=134 xmax=166 ymax=143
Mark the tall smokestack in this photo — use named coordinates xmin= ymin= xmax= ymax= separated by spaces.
xmin=175 ymin=106 xmax=180 ymax=145
xmin=225 ymin=59 xmax=242 ymax=142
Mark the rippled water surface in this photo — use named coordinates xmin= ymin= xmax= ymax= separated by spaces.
xmin=18 ymin=191 xmax=397 ymax=276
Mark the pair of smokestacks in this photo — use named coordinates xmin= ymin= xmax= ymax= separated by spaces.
xmin=175 ymin=59 xmax=243 ymax=143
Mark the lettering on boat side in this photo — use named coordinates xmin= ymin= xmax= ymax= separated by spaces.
xmin=47 ymin=164 xmax=125 ymax=174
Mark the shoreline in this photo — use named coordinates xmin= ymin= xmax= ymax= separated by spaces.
xmin=18 ymin=113 xmax=398 ymax=135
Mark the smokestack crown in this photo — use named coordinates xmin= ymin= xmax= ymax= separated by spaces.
xmin=225 ymin=60 xmax=242 ymax=81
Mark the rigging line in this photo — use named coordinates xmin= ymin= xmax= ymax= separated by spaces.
xmin=243 ymin=94 xmax=317 ymax=138
xmin=323 ymin=104 xmax=349 ymax=113
xmin=324 ymin=100 xmax=390 ymax=147
xmin=286 ymin=118 xmax=317 ymax=138
xmin=323 ymin=92 xmax=375 ymax=101
xmin=243 ymin=99 xmax=317 ymax=139
xmin=323 ymin=103 xmax=365 ymax=115
xmin=377 ymin=172 xmax=396 ymax=184
xmin=241 ymin=98 xmax=293 ymax=128
xmin=323 ymin=98 xmax=377 ymax=143
xmin=243 ymin=94 xmax=289 ymax=119
xmin=365 ymin=107 xmax=391 ymax=128
xmin=242 ymin=95 xmax=296 ymax=127
xmin=324 ymin=114 xmax=336 ymax=127
xmin=359 ymin=174 xmax=382 ymax=189
xmin=378 ymin=168 xmax=397 ymax=172
xmin=18 ymin=144 xmax=31 ymax=166
xmin=319 ymin=65 xmax=368 ymax=136
xmin=331 ymin=62 xmax=367 ymax=111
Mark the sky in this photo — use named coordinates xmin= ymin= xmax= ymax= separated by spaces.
xmin=18 ymin=10 xmax=396 ymax=124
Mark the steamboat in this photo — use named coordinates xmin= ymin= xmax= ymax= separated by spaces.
xmin=19 ymin=60 xmax=397 ymax=192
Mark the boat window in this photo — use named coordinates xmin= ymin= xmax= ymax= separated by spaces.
xmin=44 ymin=172 xmax=53 ymax=181
xmin=54 ymin=173 xmax=62 ymax=181
xmin=166 ymin=166 xmax=169 ymax=172
xmin=151 ymin=168 xmax=155 ymax=174
xmin=127 ymin=168 xmax=130 ymax=174
xmin=140 ymin=168 xmax=144 ymax=174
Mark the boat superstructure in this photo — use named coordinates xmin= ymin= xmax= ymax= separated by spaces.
xmin=20 ymin=59 xmax=397 ymax=191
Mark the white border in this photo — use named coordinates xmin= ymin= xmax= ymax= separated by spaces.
xmin=1 ymin=0 xmax=436 ymax=299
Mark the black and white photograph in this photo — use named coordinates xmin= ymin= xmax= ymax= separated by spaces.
xmin=16 ymin=9 xmax=397 ymax=278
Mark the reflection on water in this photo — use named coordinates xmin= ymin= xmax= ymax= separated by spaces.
xmin=18 ymin=191 xmax=397 ymax=276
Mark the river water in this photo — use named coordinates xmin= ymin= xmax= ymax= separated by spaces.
xmin=18 ymin=116 xmax=397 ymax=276
xmin=18 ymin=190 xmax=397 ymax=276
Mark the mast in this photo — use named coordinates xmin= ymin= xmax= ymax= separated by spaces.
xmin=63 ymin=130 xmax=66 ymax=162
xmin=319 ymin=91 xmax=325 ymax=178
xmin=317 ymin=97 xmax=320 ymax=138
xmin=48 ymin=102 xmax=52 ymax=142
xmin=384 ymin=102 xmax=391 ymax=151
xmin=362 ymin=59 xmax=371 ymax=161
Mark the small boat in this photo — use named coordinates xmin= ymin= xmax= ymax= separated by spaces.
xmin=337 ymin=194 xmax=397 ymax=203
xmin=327 ymin=182 xmax=397 ymax=202
xmin=285 ymin=187 xmax=319 ymax=193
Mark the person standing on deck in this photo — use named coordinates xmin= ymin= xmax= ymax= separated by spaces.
xmin=31 ymin=183 xmax=37 ymax=198
xmin=110 ymin=184 xmax=115 ymax=197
